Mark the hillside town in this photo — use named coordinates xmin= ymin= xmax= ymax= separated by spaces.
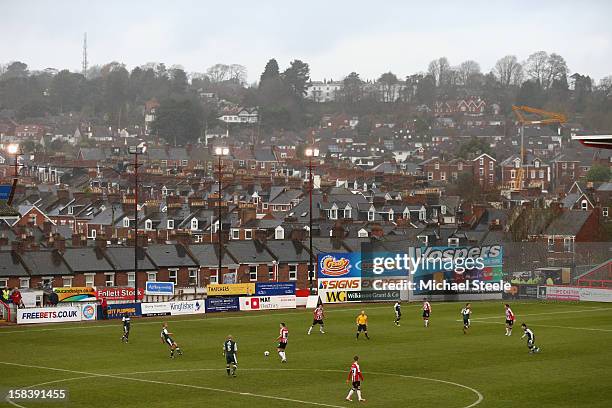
xmin=0 ymin=54 xmax=611 ymax=296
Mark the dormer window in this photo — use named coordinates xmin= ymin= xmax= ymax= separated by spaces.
xmin=479 ymin=158 xmax=484 ymax=166
xmin=167 ymin=219 xmax=174 ymax=230
xmin=145 ymin=219 xmax=153 ymax=230
xmin=388 ymin=209 xmax=394 ymax=221
xmin=448 ymin=237 xmax=459 ymax=247
xmin=123 ymin=217 xmax=130 ymax=228
xmin=191 ymin=219 xmax=199 ymax=230
xmin=534 ymin=160 xmax=540 ymax=168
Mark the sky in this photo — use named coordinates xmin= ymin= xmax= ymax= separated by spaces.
xmin=3 ymin=0 xmax=612 ymax=83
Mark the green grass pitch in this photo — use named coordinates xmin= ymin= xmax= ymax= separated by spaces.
xmin=1 ymin=300 xmax=611 ymax=407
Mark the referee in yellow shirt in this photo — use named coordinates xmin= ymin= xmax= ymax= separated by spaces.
xmin=356 ymin=310 xmax=370 ymax=339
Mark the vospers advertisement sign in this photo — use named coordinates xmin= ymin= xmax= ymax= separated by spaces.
xmin=539 ymin=286 xmax=612 ymax=302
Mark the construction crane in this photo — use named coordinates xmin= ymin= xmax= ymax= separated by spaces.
xmin=511 ymin=105 xmax=568 ymax=190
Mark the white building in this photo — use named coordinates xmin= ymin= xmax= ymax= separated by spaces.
xmin=306 ymin=80 xmax=343 ymax=102
xmin=218 ymin=107 xmax=259 ymax=124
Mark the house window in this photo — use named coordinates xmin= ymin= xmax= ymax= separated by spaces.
xmin=479 ymin=168 xmax=484 ymax=176
xmin=167 ymin=219 xmax=174 ymax=230
xmin=275 ymin=227 xmax=284 ymax=240
xmin=489 ymin=174 xmax=494 ymax=183
xmin=210 ymin=269 xmax=218 ymax=284
xmin=547 ymin=237 xmax=554 ymax=252
xmin=145 ymin=219 xmax=153 ymax=230
xmin=452 ymin=172 xmax=458 ymax=180
xmin=123 ymin=217 xmax=130 ymax=228
xmin=440 ymin=172 xmax=446 ymax=181
xmin=147 ymin=272 xmax=157 ymax=282
xmin=168 ymin=269 xmax=178 ymax=285
xmin=531 ymin=170 xmax=536 ymax=179
xmin=329 ymin=209 xmax=338 ymax=220
xmin=388 ymin=211 xmax=394 ymax=221
xmin=344 ymin=208 xmax=352 ymax=219
xmin=232 ymin=229 xmax=240 ymax=240
xmin=29 ymin=214 xmax=37 ymax=225
xmin=245 ymin=229 xmax=253 ymax=240
xmin=603 ymin=207 xmax=609 ymax=217
xmin=510 ymin=170 xmax=516 ymax=179
xmin=19 ymin=278 xmax=30 ymax=289
xmin=249 ymin=265 xmax=257 ymax=281
xmin=479 ymin=158 xmax=484 ymax=166
xmin=89 ymin=228 xmax=97 ymax=239
xmin=427 ymin=172 xmax=433 ymax=180
xmin=188 ymin=269 xmax=198 ymax=286
xmin=85 ymin=274 xmax=95 ymax=287
xmin=368 ymin=210 xmax=375 ymax=221
xmin=105 ymin=273 xmax=115 ymax=287
xmin=289 ymin=264 xmax=297 ymax=281
xmin=62 ymin=277 xmax=73 ymax=287
xmin=0 ymin=278 xmax=7 ymax=288
xmin=581 ymin=200 xmax=588 ymax=211
xmin=448 ymin=238 xmax=459 ymax=247
xmin=489 ymin=161 xmax=494 ymax=171
xmin=562 ymin=163 xmax=567 ymax=169
xmin=127 ymin=272 xmax=135 ymax=287
xmin=535 ymin=161 xmax=540 ymax=168
xmin=191 ymin=219 xmax=198 ymax=230
xmin=434 ymin=162 xmax=439 ymax=170
xmin=458 ymin=163 xmax=463 ymax=171
xmin=564 ymin=237 xmax=574 ymax=252
xmin=539 ymin=170 xmax=544 ymax=179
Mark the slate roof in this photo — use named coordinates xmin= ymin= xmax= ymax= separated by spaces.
xmin=0 ymin=252 xmax=28 ymax=277
xmin=62 ymin=247 xmax=113 ymax=272
xmin=104 ymin=247 xmax=156 ymax=271
xmin=189 ymin=244 xmax=238 ymax=267
xmin=226 ymin=241 xmax=275 ymax=264
xmin=544 ymin=210 xmax=592 ymax=236
xmin=146 ymin=244 xmax=198 ymax=268
xmin=19 ymin=250 xmax=71 ymax=276
xmin=265 ymin=240 xmax=312 ymax=263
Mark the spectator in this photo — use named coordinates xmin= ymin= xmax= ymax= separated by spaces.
xmin=101 ymin=297 xmax=108 ymax=320
xmin=11 ymin=288 xmax=24 ymax=308
xmin=1 ymin=287 xmax=10 ymax=303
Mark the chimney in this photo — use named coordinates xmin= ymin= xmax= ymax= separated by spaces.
xmin=95 ymin=236 xmax=107 ymax=249
xmin=331 ymin=223 xmax=345 ymax=239
xmin=290 ymin=229 xmax=306 ymax=241
xmin=72 ymin=233 xmax=82 ymax=247
xmin=240 ymin=207 xmax=257 ymax=225
xmin=57 ymin=189 xmax=70 ymax=201
xmin=11 ymin=240 xmax=25 ymax=254
xmin=54 ymin=235 xmax=66 ymax=252
xmin=0 ymin=234 xmax=8 ymax=247
xmin=254 ymin=229 xmax=267 ymax=242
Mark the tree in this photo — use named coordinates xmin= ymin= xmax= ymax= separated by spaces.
xmin=206 ymin=64 xmax=230 ymax=83
xmin=1 ymin=61 xmax=29 ymax=79
xmin=151 ymin=98 xmax=203 ymax=145
xmin=50 ymin=70 xmax=85 ymax=113
xmin=415 ymin=75 xmax=436 ymax=107
xmin=282 ymin=59 xmax=310 ymax=98
xmin=169 ymin=67 xmax=188 ymax=95
xmin=545 ymin=53 xmax=568 ymax=90
xmin=458 ymin=138 xmax=493 ymax=159
xmin=458 ymin=60 xmax=481 ymax=86
xmin=493 ymin=55 xmax=523 ymax=88
xmin=342 ymin=72 xmax=363 ymax=104
xmin=260 ymin=59 xmax=280 ymax=84
xmin=428 ymin=57 xmax=450 ymax=87
xmin=227 ymin=64 xmax=247 ymax=85
xmin=377 ymin=72 xmax=398 ymax=102
xmin=586 ymin=164 xmax=611 ymax=182
xmin=525 ymin=51 xmax=549 ymax=86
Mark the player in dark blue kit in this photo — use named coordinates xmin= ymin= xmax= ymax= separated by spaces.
xmin=393 ymin=301 xmax=401 ymax=326
xmin=121 ymin=312 xmax=130 ymax=343
xmin=223 ymin=335 xmax=238 ymax=377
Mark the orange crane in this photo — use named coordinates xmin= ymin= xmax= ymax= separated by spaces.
xmin=511 ymin=105 xmax=567 ymax=190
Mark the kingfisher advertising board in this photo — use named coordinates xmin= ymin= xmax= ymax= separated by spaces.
xmin=255 ymin=282 xmax=296 ymax=296
xmin=317 ymin=253 xmax=361 ymax=279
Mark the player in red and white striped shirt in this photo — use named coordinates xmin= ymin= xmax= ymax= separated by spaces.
xmin=276 ymin=323 xmax=289 ymax=363
xmin=308 ymin=305 xmax=325 ymax=335
xmin=346 ymin=355 xmax=365 ymax=402
xmin=504 ymin=304 xmax=516 ymax=336
xmin=422 ymin=298 xmax=432 ymax=328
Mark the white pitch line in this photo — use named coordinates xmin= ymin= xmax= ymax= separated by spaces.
xmin=0 ymin=363 xmax=484 ymax=408
xmin=464 ymin=307 xmax=612 ymax=321
xmin=469 ymin=320 xmax=612 ymax=333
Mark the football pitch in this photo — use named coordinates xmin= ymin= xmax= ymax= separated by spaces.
xmin=1 ymin=300 xmax=611 ymax=408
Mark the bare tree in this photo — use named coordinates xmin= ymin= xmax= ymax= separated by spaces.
xmin=206 ymin=63 xmax=230 ymax=83
xmin=493 ymin=55 xmax=523 ymax=87
xmin=545 ymin=53 xmax=568 ymax=88
xmin=427 ymin=57 xmax=450 ymax=87
xmin=427 ymin=59 xmax=440 ymax=86
xmin=228 ymin=64 xmax=247 ymax=84
xmin=599 ymin=75 xmax=612 ymax=93
xmin=524 ymin=51 xmax=549 ymax=86
xmin=458 ymin=60 xmax=481 ymax=86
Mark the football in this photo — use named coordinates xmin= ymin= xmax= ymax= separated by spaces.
xmin=264 ymin=351 xmax=270 ymax=356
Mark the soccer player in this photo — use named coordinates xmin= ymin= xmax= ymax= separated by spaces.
xmin=422 ymin=298 xmax=431 ymax=327
xmin=308 ymin=304 xmax=325 ymax=335
xmin=355 ymin=310 xmax=369 ymax=339
xmin=346 ymin=355 xmax=365 ymax=402
xmin=504 ymin=304 xmax=515 ymax=336
xmin=223 ymin=335 xmax=238 ymax=377
xmin=461 ymin=303 xmax=471 ymax=334
xmin=277 ymin=322 xmax=289 ymax=363
xmin=121 ymin=312 xmax=130 ymax=343
xmin=521 ymin=323 xmax=540 ymax=353
xmin=393 ymin=301 xmax=401 ymax=326
xmin=160 ymin=322 xmax=182 ymax=358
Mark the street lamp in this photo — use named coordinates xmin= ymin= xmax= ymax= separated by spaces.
xmin=214 ymin=147 xmax=230 ymax=280
xmin=6 ymin=144 xmax=21 ymax=206
xmin=304 ymin=147 xmax=319 ymax=293
xmin=128 ymin=145 xmax=146 ymax=303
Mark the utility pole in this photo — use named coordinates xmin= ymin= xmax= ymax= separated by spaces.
xmin=82 ymin=33 xmax=88 ymax=78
